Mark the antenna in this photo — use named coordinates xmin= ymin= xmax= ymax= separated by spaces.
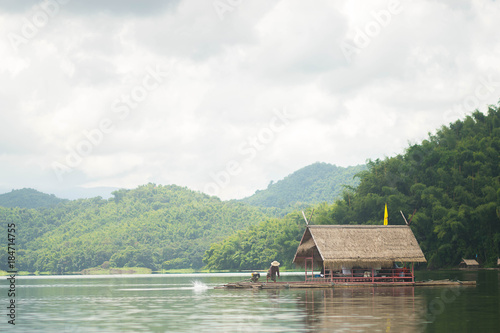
xmin=400 ymin=210 xmax=409 ymax=225
xmin=400 ymin=209 xmax=417 ymax=226
xmin=302 ymin=211 xmax=309 ymax=225
xmin=302 ymin=209 xmax=315 ymax=225
xmin=408 ymin=209 xmax=417 ymax=226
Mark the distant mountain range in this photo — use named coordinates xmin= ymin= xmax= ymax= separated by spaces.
xmin=239 ymin=162 xmax=366 ymax=210
xmin=0 ymin=163 xmax=365 ymax=273
xmin=0 ymin=188 xmax=68 ymax=209
xmin=4 ymin=106 xmax=499 ymax=273
xmin=0 ymin=184 xmax=271 ymax=273
xmin=1 ymin=163 xmax=365 ymax=210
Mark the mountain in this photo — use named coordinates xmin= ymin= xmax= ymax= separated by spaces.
xmin=204 ymin=106 xmax=500 ymax=270
xmin=0 ymin=188 xmax=67 ymax=209
xmin=240 ymin=162 xmax=366 ymax=210
xmin=0 ymin=184 xmax=270 ymax=273
xmin=6 ymin=105 xmax=499 ymax=274
xmin=0 ymin=162 xmax=365 ymax=274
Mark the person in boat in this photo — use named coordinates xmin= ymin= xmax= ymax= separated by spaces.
xmin=267 ymin=261 xmax=280 ymax=282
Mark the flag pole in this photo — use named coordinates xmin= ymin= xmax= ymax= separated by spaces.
xmin=384 ymin=203 xmax=388 ymax=225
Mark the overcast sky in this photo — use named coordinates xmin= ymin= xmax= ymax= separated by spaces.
xmin=1 ymin=0 xmax=499 ymax=200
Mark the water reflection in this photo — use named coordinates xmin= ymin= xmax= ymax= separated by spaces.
xmin=9 ymin=272 xmax=497 ymax=332
xmin=297 ymin=287 xmax=425 ymax=332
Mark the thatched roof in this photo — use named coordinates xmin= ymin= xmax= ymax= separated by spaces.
xmin=460 ymin=259 xmax=479 ymax=266
xmin=293 ymin=225 xmax=426 ymax=269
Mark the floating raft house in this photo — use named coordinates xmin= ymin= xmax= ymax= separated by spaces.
xmin=293 ymin=225 xmax=426 ymax=284
xmin=219 ymin=225 xmax=476 ymax=289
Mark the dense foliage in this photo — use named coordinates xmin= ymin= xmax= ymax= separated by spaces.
xmin=0 ymin=188 xmax=67 ymax=209
xmin=0 ymin=184 xmax=269 ymax=273
xmin=204 ymin=106 xmax=500 ymax=269
xmin=203 ymin=205 xmax=333 ymax=270
xmin=240 ymin=163 xmax=365 ymax=211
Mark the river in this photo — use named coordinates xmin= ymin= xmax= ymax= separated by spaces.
xmin=3 ymin=270 xmax=499 ymax=332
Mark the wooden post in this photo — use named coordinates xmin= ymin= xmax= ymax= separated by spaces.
xmin=305 ymin=258 xmax=309 ymax=282
xmin=312 ymin=253 xmax=314 ymax=281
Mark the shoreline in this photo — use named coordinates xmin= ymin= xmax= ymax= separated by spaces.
xmin=2 ymin=267 xmax=499 ymax=277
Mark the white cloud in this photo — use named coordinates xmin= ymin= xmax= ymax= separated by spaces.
xmin=0 ymin=0 xmax=499 ymax=200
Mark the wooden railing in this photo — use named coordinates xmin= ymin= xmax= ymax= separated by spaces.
xmin=305 ymin=267 xmax=414 ymax=284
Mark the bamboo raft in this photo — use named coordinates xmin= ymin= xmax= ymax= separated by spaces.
xmin=216 ymin=279 xmax=476 ymax=289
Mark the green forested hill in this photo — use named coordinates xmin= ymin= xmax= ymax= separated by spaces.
xmin=0 ymin=188 xmax=67 ymax=209
xmin=3 ymin=106 xmax=499 ymax=274
xmin=239 ymin=162 xmax=366 ymax=210
xmin=204 ymin=106 xmax=500 ymax=270
xmin=0 ymin=184 xmax=269 ymax=273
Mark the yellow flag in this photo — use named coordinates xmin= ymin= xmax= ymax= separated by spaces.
xmin=384 ymin=203 xmax=388 ymax=225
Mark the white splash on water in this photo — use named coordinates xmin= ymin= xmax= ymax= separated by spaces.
xmin=191 ymin=280 xmax=209 ymax=292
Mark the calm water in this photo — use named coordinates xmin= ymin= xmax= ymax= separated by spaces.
xmin=2 ymin=270 xmax=499 ymax=332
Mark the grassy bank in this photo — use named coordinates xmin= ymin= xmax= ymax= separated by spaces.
xmin=0 ymin=267 xmax=152 ymax=276
xmin=80 ymin=267 xmax=152 ymax=275
xmin=0 ymin=267 xmax=307 ymax=276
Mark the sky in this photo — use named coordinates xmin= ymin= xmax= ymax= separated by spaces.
xmin=1 ymin=0 xmax=499 ymax=200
